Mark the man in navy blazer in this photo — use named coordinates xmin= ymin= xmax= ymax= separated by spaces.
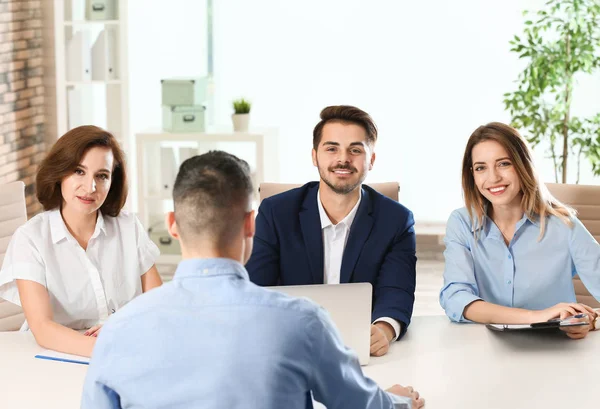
xmin=246 ymin=105 xmax=416 ymax=357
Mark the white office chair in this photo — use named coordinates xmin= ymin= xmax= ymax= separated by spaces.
xmin=546 ymin=183 xmax=600 ymax=308
xmin=0 ymin=181 xmax=27 ymax=331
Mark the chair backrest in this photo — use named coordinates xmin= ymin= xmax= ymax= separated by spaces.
xmin=259 ymin=182 xmax=400 ymax=202
xmin=0 ymin=181 xmax=27 ymax=330
xmin=546 ymin=183 xmax=600 ymax=308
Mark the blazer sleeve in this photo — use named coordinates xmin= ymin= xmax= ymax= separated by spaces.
xmin=245 ymin=199 xmax=281 ymax=286
xmin=371 ymin=209 xmax=416 ymax=339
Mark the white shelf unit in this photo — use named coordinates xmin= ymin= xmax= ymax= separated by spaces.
xmin=64 ymin=20 xmax=120 ymax=26
xmin=136 ymin=130 xmax=268 ymax=264
xmin=42 ymin=0 xmax=130 ymax=156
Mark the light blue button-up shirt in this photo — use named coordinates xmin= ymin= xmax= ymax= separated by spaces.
xmin=440 ymin=208 xmax=600 ymax=322
xmin=82 ymin=258 xmax=410 ymax=409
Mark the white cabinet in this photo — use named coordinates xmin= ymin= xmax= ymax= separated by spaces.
xmin=42 ymin=0 xmax=130 ymax=155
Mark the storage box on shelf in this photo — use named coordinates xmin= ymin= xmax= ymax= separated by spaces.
xmin=161 ymin=77 xmax=208 ymax=132
xmin=162 ymin=106 xmax=206 ymax=132
xmin=161 ymin=78 xmax=209 ymax=106
xmin=86 ymin=0 xmax=118 ymax=20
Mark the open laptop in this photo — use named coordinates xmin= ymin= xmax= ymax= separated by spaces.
xmin=270 ymin=283 xmax=372 ymax=365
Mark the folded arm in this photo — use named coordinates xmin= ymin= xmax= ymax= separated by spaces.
xmin=16 ymin=279 xmax=96 ymax=357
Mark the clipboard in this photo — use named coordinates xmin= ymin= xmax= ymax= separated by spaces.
xmin=486 ymin=314 xmax=589 ymax=332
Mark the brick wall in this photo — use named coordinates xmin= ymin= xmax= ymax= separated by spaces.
xmin=0 ymin=0 xmax=46 ymax=216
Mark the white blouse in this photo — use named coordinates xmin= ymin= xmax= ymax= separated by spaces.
xmin=0 ymin=209 xmax=160 ymax=330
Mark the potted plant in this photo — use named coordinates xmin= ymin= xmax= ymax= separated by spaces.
xmin=503 ymin=0 xmax=600 ymax=183
xmin=232 ymin=98 xmax=251 ymax=132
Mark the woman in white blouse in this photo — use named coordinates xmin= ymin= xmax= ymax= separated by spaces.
xmin=0 ymin=125 xmax=163 ymax=357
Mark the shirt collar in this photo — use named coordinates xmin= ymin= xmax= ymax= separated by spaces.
xmin=317 ymin=188 xmax=362 ymax=230
xmin=92 ymin=211 xmax=107 ymax=238
xmin=49 ymin=209 xmax=107 ymax=244
xmin=473 ymin=211 xmax=540 ymax=241
xmin=470 ymin=205 xmax=540 ymax=231
xmin=173 ymin=258 xmax=249 ymax=281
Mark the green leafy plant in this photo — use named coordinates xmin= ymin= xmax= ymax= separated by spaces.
xmin=233 ymin=98 xmax=251 ymax=114
xmin=503 ymin=0 xmax=600 ymax=183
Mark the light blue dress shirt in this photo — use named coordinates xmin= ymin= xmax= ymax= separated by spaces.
xmin=82 ymin=258 xmax=410 ymax=409
xmin=440 ymin=208 xmax=600 ymax=322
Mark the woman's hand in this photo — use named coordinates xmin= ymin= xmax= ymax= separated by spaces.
xmin=84 ymin=325 xmax=102 ymax=337
xmin=532 ymin=303 xmax=598 ymax=340
xmin=560 ymin=317 xmax=591 ymax=339
xmin=532 ymin=303 xmax=596 ymax=323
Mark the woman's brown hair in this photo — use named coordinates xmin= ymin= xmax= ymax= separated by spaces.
xmin=462 ymin=122 xmax=574 ymax=239
xmin=36 ymin=125 xmax=128 ymax=217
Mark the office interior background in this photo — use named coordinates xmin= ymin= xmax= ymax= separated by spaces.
xmin=0 ymin=0 xmax=599 ymax=319
xmin=129 ymin=0 xmax=600 ymax=223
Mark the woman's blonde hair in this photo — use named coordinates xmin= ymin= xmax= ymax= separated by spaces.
xmin=461 ymin=122 xmax=574 ymax=239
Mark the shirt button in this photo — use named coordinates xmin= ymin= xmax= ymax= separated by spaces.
xmin=508 ymin=254 xmax=512 ymax=259
xmin=453 ymin=313 xmax=457 ymax=319
xmin=507 ymin=280 xmax=512 ymax=284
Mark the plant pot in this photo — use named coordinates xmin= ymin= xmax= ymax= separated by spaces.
xmin=232 ymin=113 xmax=250 ymax=132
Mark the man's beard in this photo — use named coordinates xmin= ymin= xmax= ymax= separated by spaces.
xmin=317 ymin=162 xmax=365 ymax=195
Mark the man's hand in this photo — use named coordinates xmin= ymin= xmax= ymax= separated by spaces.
xmin=370 ymin=322 xmax=394 ymax=357
xmin=386 ymin=384 xmax=425 ymax=409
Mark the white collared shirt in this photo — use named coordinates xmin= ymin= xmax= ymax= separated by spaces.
xmin=0 ymin=209 xmax=159 ymax=331
xmin=317 ymin=189 xmax=401 ymax=341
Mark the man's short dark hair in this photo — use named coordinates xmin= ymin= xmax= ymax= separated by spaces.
xmin=312 ymin=105 xmax=378 ymax=150
xmin=172 ymin=151 xmax=253 ymax=246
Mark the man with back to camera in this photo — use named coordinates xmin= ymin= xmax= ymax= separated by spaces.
xmin=81 ymin=151 xmax=424 ymax=408
xmin=246 ymin=105 xmax=417 ymax=356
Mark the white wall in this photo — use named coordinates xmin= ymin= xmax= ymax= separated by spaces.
xmin=129 ymin=0 xmax=600 ymax=222
xmin=128 ymin=0 xmax=208 ymax=134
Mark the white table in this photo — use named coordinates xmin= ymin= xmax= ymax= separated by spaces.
xmin=0 ymin=332 xmax=87 ymax=409
xmin=2 ymin=316 xmax=598 ymax=409
xmin=363 ymin=315 xmax=599 ymax=409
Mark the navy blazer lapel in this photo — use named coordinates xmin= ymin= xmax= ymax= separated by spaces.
xmin=340 ymin=188 xmax=374 ymax=283
xmin=299 ymin=184 xmax=324 ymax=284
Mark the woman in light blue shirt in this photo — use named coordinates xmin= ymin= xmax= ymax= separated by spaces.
xmin=440 ymin=122 xmax=600 ymax=339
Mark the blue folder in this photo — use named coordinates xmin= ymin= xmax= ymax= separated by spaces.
xmin=34 ymin=354 xmax=90 ymax=365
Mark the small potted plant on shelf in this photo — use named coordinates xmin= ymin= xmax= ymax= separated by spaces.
xmin=232 ymin=98 xmax=251 ymax=132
